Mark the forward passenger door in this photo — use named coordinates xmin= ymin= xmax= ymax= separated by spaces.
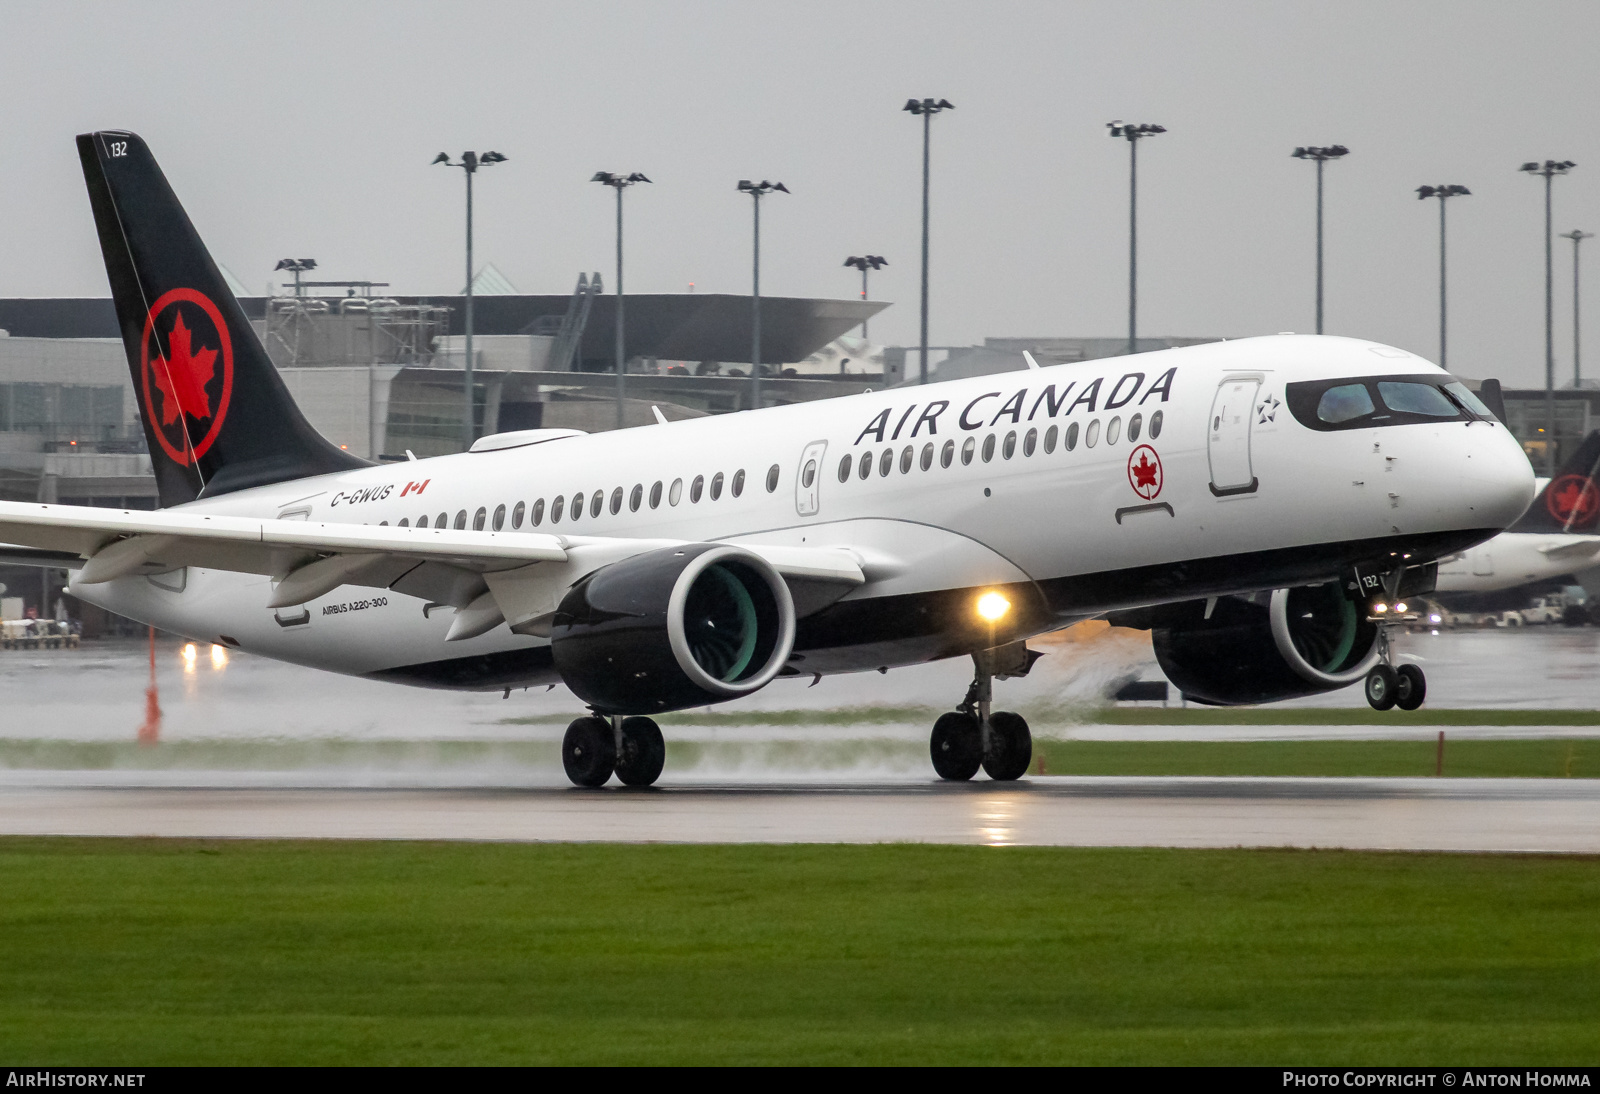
xmin=1208 ymin=376 xmax=1261 ymax=496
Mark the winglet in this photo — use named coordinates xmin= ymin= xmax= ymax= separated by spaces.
xmin=1022 ymin=350 xmax=1042 ymax=371
xmin=651 ymin=406 xmax=669 ymax=425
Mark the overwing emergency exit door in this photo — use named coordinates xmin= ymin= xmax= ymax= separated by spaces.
xmin=1208 ymin=377 xmax=1261 ymax=496
xmin=795 ymin=440 xmax=827 ymax=515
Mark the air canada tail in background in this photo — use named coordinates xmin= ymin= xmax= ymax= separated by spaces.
xmin=1510 ymin=429 xmax=1600 ymax=534
xmin=77 ymin=130 xmax=367 ymax=507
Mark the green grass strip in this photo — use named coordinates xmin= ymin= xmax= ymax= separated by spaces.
xmin=0 ymin=840 xmax=1597 ymax=1065
xmin=1033 ymin=738 xmax=1600 ymax=779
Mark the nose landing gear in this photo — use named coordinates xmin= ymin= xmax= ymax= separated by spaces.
xmin=930 ymin=644 xmax=1036 ymax=782
xmin=1363 ymin=615 xmax=1426 ymax=712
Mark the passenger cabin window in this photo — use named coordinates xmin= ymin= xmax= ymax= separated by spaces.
xmin=650 ymin=481 xmax=664 ymax=508
xmin=610 ymin=487 xmax=623 ymax=515
xmin=492 ymin=504 xmax=505 ymax=531
xmin=1149 ymin=411 xmax=1163 ymax=439
xmin=839 ymin=455 xmax=853 ymax=482
xmin=732 ymin=469 xmax=746 ymax=496
xmin=512 ymin=501 xmax=525 ymax=529
xmin=982 ymin=434 xmax=996 ymax=462
xmin=878 ymin=450 xmax=893 ymax=477
xmin=399 ymin=517 xmax=410 ymax=527
xmin=1064 ymin=422 xmax=1079 ymax=450
xmin=1023 ymin=428 xmax=1036 ymax=456
xmin=1085 ymin=419 xmax=1100 ymax=448
xmin=473 ymin=507 xmax=486 ymax=531
xmin=417 ymin=515 xmax=429 ymax=528
xmin=710 ymin=472 xmax=724 ymax=500
xmin=669 ymin=478 xmax=684 ymax=505
xmin=630 ymin=484 xmax=643 ymax=512
xmin=1287 ymin=375 xmax=1489 ymax=432
xmin=859 ymin=453 xmax=873 ymax=480
xmin=921 ymin=443 xmax=934 ymax=471
xmin=941 ymin=440 xmax=955 ymax=468
xmin=900 ymin=446 xmax=913 ymax=474
xmin=455 ymin=510 xmax=468 ymax=530
xmin=531 ymin=498 xmax=545 ymax=526
xmin=690 ymin=475 xmax=704 ymax=502
xmin=1106 ymin=417 xmax=1121 ymax=445
xmin=436 ymin=512 xmax=448 ymax=529
xmin=766 ymin=465 xmax=780 ymax=492
xmin=802 ymin=460 xmax=817 ymax=488
xmin=1128 ymin=413 xmax=1142 ymax=442
xmin=551 ymin=496 xmax=565 ymax=523
xmin=961 ymin=437 xmax=976 ymax=465
xmin=1044 ymin=425 xmax=1058 ymax=453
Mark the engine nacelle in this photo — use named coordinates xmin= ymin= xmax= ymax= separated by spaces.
xmin=1150 ymin=584 xmax=1381 ymax=706
xmin=550 ymin=544 xmax=797 ymax=714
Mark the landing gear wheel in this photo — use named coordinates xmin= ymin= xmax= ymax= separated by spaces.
xmin=562 ymin=716 xmax=616 ymax=787
xmin=930 ymin=711 xmax=982 ymax=781
xmin=1394 ymin=664 xmax=1426 ymax=711
xmin=615 ymin=716 xmax=666 ymax=787
xmin=1364 ymin=665 xmax=1399 ymax=711
xmin=983 ymin=711 xmax=1033 ymax=781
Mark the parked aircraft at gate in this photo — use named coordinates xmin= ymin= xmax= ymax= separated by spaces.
xmin=0 ymin=132 xmax=1537 ymax=785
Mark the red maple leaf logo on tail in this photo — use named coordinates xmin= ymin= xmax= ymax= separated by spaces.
xmin=150 ymin=311 xmax=217 ymax=425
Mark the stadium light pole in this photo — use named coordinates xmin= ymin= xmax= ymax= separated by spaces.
xmin=592 ymin=172 xmax=652 ymax=430
xmin=843 ymin=255 xmax=888 ymax=339
xmin=1561 ymin=230 xmax=1593 ymax=389
xmin=1521 ymin=159 xmax=1576 ymax=473
xmin=904 ymin=98 xmax=954 ymax=384
xmin=433 ymin=150 xmax=507 ymax=450
xmin=273 ymin=258 xmax=316 ymax=297
xmin=1291 ymin=145 xmax=1350 ymax=334
xmin=1108 ymin=121 xmax=1166 ymax=356
xmin=738 ymin=180 xmax=789 ymax=411
xmin=1415 ymin=185 xmax=1470 ymax=369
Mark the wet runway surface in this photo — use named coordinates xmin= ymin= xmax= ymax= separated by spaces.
xmin=4 ymin=776 xmax=1598 ymax=852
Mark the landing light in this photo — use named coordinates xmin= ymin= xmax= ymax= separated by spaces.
xmin=1394 ymin=601 xmax=1408 ymax=614
xmin=976 ymin=591 xmax=1011 ymax=622
xmin=1372 ymin=602 xmax=1389 ymax=614
xmin=1430 ymin=613 xmax=1443 ymax=624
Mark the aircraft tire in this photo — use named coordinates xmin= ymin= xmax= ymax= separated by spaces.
xmin=930 ymin=711 xmax=983 ymax=781
xmin=1394 ymin=664 xmax=1427 ymax=711
xmin=562 ymin=716 xmax=616 ymax=787
xmin=1364 ymin=665 xmax=1399 ymax=711
xmin=615 ymin=716 xmax=666 ymax=787
xmin=982 ymin=711 xmax=1033 ymax=781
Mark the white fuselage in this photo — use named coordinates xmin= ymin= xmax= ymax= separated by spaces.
xmin=70 ymin=335 xmax=1535 ymax=689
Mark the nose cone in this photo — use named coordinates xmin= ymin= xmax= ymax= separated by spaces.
xmin=1458 ymin=424 xmax=1537 ymax=530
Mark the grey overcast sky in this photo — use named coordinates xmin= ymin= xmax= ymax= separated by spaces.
xmin=2 ymin=0 xmax=1597 ymax=385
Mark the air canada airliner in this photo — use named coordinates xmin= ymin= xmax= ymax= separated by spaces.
xmin=0 ymin=132 xmax=1537 ymax=786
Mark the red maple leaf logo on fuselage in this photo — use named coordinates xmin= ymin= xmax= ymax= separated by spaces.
xmin=1132 ymin=454 xmax=1159 ymax=489
xmin=150 ymin=310 xmax=217 ymax=425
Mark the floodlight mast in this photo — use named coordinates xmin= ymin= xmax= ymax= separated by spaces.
xmin=904 ymin=98 xmax=954 ymax=384
xmin=1415 ymin=185 xmax=1471 ymax=368
xmin=593 ymin=171 xmax=652 ymax=430
xmin=1561 ymin=229 xmax=1594 ymax=389
xmin=738 ymin=180 xmax=789 ymax=411
xmin=433 ymin=150 xmax=507 ymax=450
xmin=1291 ymin=145 xmax=1350 ymax=335
xmin=843 ymin=255 xmax=887 ymax=339
xmin=1108 ymin=121 xmax=1167 ymax=356
xmin=273 ymin=258 xmax=317 ymax=298
xmin=1521 ymin=159 xmax=1577 ymax=473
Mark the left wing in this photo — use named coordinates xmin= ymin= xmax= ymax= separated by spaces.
xmin=0 ymin=500 xmax=866 ymax=641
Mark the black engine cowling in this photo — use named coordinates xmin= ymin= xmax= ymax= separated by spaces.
xmin=1149 ymin=584 xmax=1381 ymax=706
xmin=550 ymin=544 xmax=797 ymax=714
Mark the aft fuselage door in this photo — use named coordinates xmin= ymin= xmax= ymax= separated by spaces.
xmin=796 ymin=440 xmax=827 ymax=516
xmin=1208 ymin=375 xmax=1262 ymax=496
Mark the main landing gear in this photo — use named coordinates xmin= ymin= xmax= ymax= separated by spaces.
xmin=1363 ymin=619 xmax=1426 ymax=712
xmin=562 ymin=714 xmax=666 ymax=787
xmin=930 ymin=647 xmax=1035 ymax=782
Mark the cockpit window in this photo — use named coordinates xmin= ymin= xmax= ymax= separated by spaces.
xmin=1444 ymin=381 xmax=1496 ymax=419
xmin=1377 ymin=382 xmax=1457 ymax=417
xmin=1287 ymin=374 xmax=1491 ymax=432
xmin=1317 ymin=384 xmax=1376 ymax=424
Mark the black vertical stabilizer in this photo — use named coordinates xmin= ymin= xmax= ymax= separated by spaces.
xmin=76 ymin=130 xmax=368 ymax=508
xmin=1510 ymin=430 xmax=1600 ymax=533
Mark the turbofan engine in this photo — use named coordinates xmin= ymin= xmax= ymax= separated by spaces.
xmin=550 ymin=544 xmax=797 ymax=714
xmin=1144 ymin=584 xmax=1381 ymax=706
